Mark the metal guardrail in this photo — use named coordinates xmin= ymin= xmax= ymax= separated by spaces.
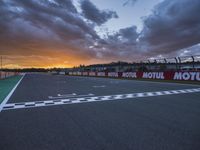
xmin=145 ymin=55 xmax=200 ymax=64
xmin=73 ymin=55 xmax=200 ymax=72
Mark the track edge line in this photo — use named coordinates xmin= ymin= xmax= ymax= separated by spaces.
xmin=0 ymin=73 xmax=26 ymax=112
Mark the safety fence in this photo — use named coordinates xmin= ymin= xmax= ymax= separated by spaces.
xmin=0 ymin=71 xmax=19 ymax=79
xmin=72 ymin=55 xmax=200 ymax=72
xmin=69 ymin=71 xmax=200 ymax=81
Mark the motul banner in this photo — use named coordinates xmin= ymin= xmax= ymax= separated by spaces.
xmin=142 ymin=72 xmax=164 ymax=79
xmin=122 ymin=72 xmax=137 ymax=78
xmin=88 ymin=72 xmax=95 ymax=76
xmin=108 ymin=72 xmax=119 ymax=77
xmin=173 ymin=72 xmax=200 ymax=81
xmin=69 ymin=71 xmax=200 ymax=81
xmin=97 ymin=72 xmax=106 ymax=77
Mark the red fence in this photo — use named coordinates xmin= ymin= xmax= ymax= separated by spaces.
xmin=0 ymin=71 xmax=19 ymax=79
xmin=69 ymin=71 xmax=200 ymax=81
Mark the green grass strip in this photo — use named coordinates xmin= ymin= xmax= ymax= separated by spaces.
xmin=0 ymin=75 xmax=22 ymax=104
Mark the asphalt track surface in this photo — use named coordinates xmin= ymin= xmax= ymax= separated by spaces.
xmin=0 ymin=73 xmax=200 ymax=150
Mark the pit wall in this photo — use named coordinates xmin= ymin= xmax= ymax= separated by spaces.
xmin=68 ymin=71 xmax=200 ymax=81
xmin=0 ymin=71 xmax=19 ymax=79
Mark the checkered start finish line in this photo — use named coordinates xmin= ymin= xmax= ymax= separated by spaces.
xmin=3 ymin=88 xmax=200 ymax=111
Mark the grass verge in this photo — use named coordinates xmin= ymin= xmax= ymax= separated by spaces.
xmin=0 ymin=75 xmax=22 ymax=104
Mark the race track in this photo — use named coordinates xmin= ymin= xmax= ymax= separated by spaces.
xmin=0 ymin=73 xmax=200 ymax=150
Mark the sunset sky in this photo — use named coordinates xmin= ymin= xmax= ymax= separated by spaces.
xmin=0 ymin=0 xmax=200 ymax=68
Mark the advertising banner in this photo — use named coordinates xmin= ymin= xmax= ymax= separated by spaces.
xmin=69 ymin=71 xmax=200 ymax=81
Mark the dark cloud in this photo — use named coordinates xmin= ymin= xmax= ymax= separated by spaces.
xmin=139 ymin=0 xmax=200 ymax=56
xmin=123 ymin=0 xmax=138 ymax=6
xmin=79 ymin=0 xmax=200 ymax=60
xmin=80 ymin=0 xmax=118 ymax=25
xmin=118 ymin=26 xmax=138 ymax=44
xmin=88 ymin=26 xmax=140 ymax=61
xmin=0 ymin=0 xmax=99 ymax=60
xmin=0 ymin=0 xmax=200 ymax=67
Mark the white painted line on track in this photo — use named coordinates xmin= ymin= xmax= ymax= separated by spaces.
xmin=2 ymin=88 xmax=200 ymax=111
xmin=57 ymin=93 xmax=76 ymax=96
xmin=0 ymin=73 xmax=25 ymax=112
xmin=129 ymin=79 xmax=200 ymax=87
xmin=48 ymin=93 xmax=94 ymax=99
xmin=93 ymin=85 xmax=106 ymax=88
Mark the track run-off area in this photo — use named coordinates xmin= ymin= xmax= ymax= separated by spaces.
xmin=0 ymin=73 xmax=200 ymax=150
